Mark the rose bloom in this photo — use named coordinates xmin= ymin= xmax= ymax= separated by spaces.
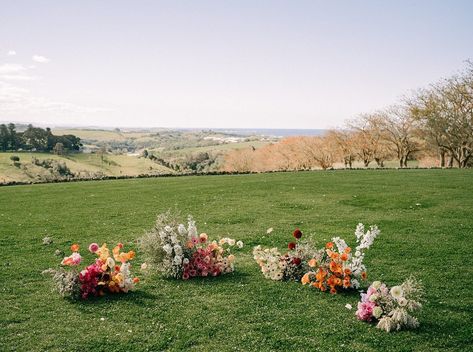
xmin=292 ymin=257 xmax=302 ymax=266
xmin=288 ymin=242 xmax=296 ymax=250
xmin=199 ymin=233 xmax=208 ymax=243
xmin=88 ymin=243 xmax=99 ymax=253
xmin=293 ymin=229 xmax=302 ymax=239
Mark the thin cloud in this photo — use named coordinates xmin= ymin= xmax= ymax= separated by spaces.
xmin=0 ymin=63 xmax=37 ymax=81
xmin=0 ymin=63 xmax=27 ymax=74
xmin=32 ymin=55 xmax=50 ymax=63
xmin=0 ymin=81 xmax=112 ymax=115
xmin=7 ymin=50 xmax=17 ymax=56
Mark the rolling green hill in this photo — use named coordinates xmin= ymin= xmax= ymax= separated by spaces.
xmin=0 ymin=152 xmax=174 ymax=183
xmin=1 ymin=170 xmax=472 ymax=351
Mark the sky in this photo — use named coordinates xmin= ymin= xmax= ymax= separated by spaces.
xmin=1 ymin=0 xmax=472 ymax=129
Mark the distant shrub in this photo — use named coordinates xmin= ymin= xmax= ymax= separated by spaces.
xmin=10 ymin=155 xmax=20 ymax=162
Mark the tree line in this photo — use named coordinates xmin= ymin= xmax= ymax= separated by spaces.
xmin=224 ymin=61 xmax=473 ymax=171
xmin=0 ymin=123 xmax=82 ymax=153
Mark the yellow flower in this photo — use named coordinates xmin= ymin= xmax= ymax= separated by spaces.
xmin=97 ymin=243 xmax=110 ymax=261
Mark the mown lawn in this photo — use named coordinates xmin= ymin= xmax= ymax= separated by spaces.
xmin=1 ymin=170 xmax=472 ymax=351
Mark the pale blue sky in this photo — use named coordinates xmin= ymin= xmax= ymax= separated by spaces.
xmin=1 ymin=0 xmax=472 ymax=128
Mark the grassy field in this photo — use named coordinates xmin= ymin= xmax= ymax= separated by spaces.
xmin=1 ymin=170 xmax=472 ymax=351
xmin=0 ymin=152 xmax=173 ymax=183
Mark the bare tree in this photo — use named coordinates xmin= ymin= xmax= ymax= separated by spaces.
xmin=376 ymin=105 xmax=422 ymax=168
xmin=411 ymin=62 xmax=473 ymax=168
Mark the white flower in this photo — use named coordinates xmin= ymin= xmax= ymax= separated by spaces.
xmin=173 ymin=245 xmax=183 ymax=256
xmin=164 ymin=225 xmax=172 ymax=233
xmin=183 ymin=258 xmax=189 ymax=265
xmin=140 ymin=262 xmax=148 ymax=270
xmin=355 ymin=251 xmax=361 ymax=257
xmin=351 ymin=279 xmax=360 ymax=289
xmin=106 ymin=257 xmax=115 ymax=268
xmin=373 ymin=306 xmax=383 ymax=319
xmin=369 ymin=294 xmax=378 ymax=302
xmin=266 ymin=227 xmax=274 ymax=234
xmin=228 ymin=239 xmax=236 ymax=246
xmin=372 ymin=281 xmax=382 ymax=289
xmin=42 ymin=236 xmax=53 ymax=245
xmin=178 ymin=224 xmax=187 ymax=235
xmin=345 ymin=304 xmax=352 ymax=310
xmin=332 ymin=236 xmax=348 ymax=253
xmin=170 ymin=235 xmax=178 ymax=244
xmin=236 ymin=240 xmax=244 ymax=248
xmin=390 ymin=286 xmax=404 ymax=299
xmin=398 ymin=297 xmax=408 ymax=307
xmin=173 ymin=255 xmax=182 ymax=265
xmin=162 ymin=244 xmax=173 ymax=255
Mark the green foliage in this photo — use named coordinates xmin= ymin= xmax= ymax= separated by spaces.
xmin=0 ymin=123 xmax=82 ymax=152
xmin=0 ymin=170 xmax=472 ymax=351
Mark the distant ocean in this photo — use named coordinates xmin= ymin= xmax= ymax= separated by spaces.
xmin=203 ymin=128 xmax=327 ymax=137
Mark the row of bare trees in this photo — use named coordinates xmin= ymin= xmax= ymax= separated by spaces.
xmin=223 ymin=61 xmax=473 ymax=172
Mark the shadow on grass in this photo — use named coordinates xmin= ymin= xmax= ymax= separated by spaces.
xmin=67 ymin=289 xmax=161 ymax=311
xmin=159 ymin=270 xmax=252 ymax=286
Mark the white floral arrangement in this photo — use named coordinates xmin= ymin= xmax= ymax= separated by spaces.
xmin=139 ymin=211 xmax=243 ymax=280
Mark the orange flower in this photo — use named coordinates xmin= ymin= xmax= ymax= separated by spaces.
xmin=361 ymin=271 xmax=367 ymax=280
xmin=301 ymin=273 xmax=311 ymax=285
xmin=308 ymin=258 xmax=317 ymax=268
xmin=330 ymin=287 xmax=337 ymax=294
xmin=127 ymin=251 xmax=135 ymax=260
xmin=340 ymin=253 xmax=348 ymax=261
xmin=70 ymin=244 xmax=80 ymax=252
xmin=133 ymin=277 xmax=140 ymax=283
xmin=334 ymin=277 xmax=342 ymax=286
xmin=331 ymin=252 xmax=340 ymax=260
xmin=343 ymin=278 xmax=351 ymax=288
xmin=326 ymin=242 xmax=334 ymax=249
xmin=344 ymin=247 xmax=351 ymax=254
xmin=320 ymin=284 xmax=327 ymax=292
xmin=186 ymin=240 xmax=194 ymax=249
xmin=327 ymin=276 xmax=336 ymax=287
xmin=344 ymin=268 xmax=352 ymax=276
xmin=315 ymin=268 xmax=327 ymax=281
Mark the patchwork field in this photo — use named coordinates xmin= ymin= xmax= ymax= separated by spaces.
xmin=1 ymin=170 xmax=472 ymax=351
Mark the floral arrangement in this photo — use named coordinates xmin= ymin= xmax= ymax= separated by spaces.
xmin=301 ymin=223 xmax=380 ymax=293
xmin=43 ymin=242 xmax=139 ymax=299
xmin=139 ymin=211 xmax=243 ymax=280
xmin=253 ymin=228 xmax=319 ymax=281
xmin=253 ymin=224 xmax=380 ymax=294
xmin=356 ymin=277 xmax=424 ymax=332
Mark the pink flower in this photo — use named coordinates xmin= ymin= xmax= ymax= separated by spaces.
xmin=61 ymin=252 xmax=82 ymax=266
xmin=191 ymin=237 xmax=199 ymax=245
xmin=356 ymin=301 xmax=376 ymax=321
xmin=88 ymin=243 xmax=99 ymax=253
xmin=182 ymin=272 xmax=190 ymax=280
xmin=367 ymin=286 xmax=377 ymax=297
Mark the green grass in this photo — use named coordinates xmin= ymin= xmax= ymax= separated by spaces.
xmin=1 ymin=170 xmax=472 ymax=351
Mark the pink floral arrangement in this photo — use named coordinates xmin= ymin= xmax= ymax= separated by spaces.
xmin=356 ymin=278 xmax=424 ymax=332
xmin=44 ymin=242 xmax=139 ymax=300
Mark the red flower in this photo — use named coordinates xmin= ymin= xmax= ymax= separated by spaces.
xmin=292 ymin=257 xmax=302 ymax=266
xmin=288 ymin=242 xmax=296 ymax=250
xmin=293 ymin=228 xmax=302 ymax=239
